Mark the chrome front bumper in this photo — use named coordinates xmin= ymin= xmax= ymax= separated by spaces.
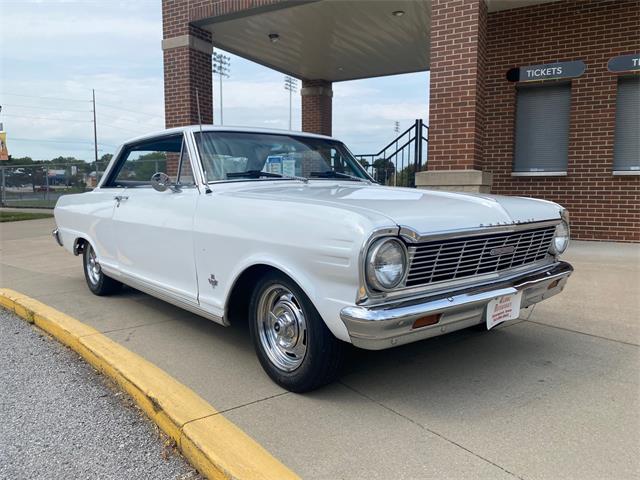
xmin=340 ymin=261 xmax=573 ymax=350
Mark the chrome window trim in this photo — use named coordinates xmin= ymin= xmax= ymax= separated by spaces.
xmin=191 ymin=130 xmax=372 ymax=186
xmin=184 ymin=130 xmax=209 ymax=194
xmin=96 ymin=144 xmax=124 ymax=189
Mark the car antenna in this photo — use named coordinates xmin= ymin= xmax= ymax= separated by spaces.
xmin=195 ymin=88 xmax=212 ymax=194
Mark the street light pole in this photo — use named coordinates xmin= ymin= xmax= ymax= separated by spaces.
xmin=284 ymin=76 xmax=298 ymax=130
xmin=213 ymin=53 xmax=231 ymax=125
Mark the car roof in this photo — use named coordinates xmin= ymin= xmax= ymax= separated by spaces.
xmin=121 ymin=125 xmax=339 ymax=145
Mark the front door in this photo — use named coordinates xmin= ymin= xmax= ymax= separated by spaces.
xmin=106 ymin=134 xmax=199 ymax=305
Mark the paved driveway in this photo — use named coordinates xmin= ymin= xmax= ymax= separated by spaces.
xmin=1 ymin=217 xmax=639 ymax=479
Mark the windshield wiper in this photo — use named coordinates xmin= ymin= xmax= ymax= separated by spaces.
xmin=226 ymin=170 xmax=308 ymax=183
xmin=309 ymin=171 xmax=368 ymax=182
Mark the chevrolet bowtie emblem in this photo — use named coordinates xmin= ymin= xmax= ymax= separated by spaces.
xmin=490 ymin=246 xmax=516 ymax=256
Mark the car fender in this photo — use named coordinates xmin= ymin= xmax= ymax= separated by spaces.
xmin=222 ymin=251 xmax=355 ymax=343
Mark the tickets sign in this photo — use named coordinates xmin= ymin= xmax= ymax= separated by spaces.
xmin=607 ymin=53 xmax=640 ymax=73
xmin=506 ymin=60 xmax=586 ymax=82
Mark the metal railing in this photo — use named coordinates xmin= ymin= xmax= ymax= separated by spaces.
xmin=355 ymin=119 xmax=428 ymax=188
xmin=0 ymin=163 xmax=108 ymax=209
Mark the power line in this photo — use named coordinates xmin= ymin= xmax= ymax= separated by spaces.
xmin=98 ymin=123 xmax=149 ymax=135
xmin=2 ymin=113 xmax=92 ymax=123
xmin=0 ymin=92 xmax=90 ymax=103
xmin=1 ymin=93 xmax=162 ymax=119
xmin=10 ymin=137 xmax=117 ymax=147
xmin=97 ymin=110 xmax=163 ymax=126
xmin=1 ymin=103 xmax=93 ymax=113
xmin=1 ymin=113 xmax=142 ymax=136
xmin=95 ymin=102 xmax=162 ymax=119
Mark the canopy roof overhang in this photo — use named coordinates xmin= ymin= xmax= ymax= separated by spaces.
xmin=193 ymin=0 xmax=560 ymax=82
xmin=194 ymin=0 xmax=431 ymax=82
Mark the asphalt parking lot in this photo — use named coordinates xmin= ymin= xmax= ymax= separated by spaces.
xmin=0 ymin=308 xmax=200 ymax=480
xmin=1 ymin=216 xmax=639 ymax=479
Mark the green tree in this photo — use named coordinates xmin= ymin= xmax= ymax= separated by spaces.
xmin=396 ymin=164 xmax=417 ymax=188
xmin=120 ymin=151 xmax=166 ymax=181
xmin=372 ymin=158 xmax=395 ymax=185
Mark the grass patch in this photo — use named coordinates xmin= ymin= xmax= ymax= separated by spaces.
xmin=3 ymin=200 xmax=57 ymax=208
xmin=0 ymin=211 xmax=54 ymax=222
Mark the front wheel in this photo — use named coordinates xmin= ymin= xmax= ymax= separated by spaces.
xmin=83 ymin=243 xmax=122 ymax=296
xmin=249 ymin=272 xmax=345 ymax=392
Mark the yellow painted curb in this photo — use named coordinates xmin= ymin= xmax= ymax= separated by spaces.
xmin=0 ymin=288 xmax=299 ymax=480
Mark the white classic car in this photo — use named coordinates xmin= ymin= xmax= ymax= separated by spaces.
xmin=53 ymin=126 xmax=573 ymax=392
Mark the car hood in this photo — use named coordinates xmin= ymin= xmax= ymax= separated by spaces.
xmin=223 ymin=182 xmax=562 ymax=234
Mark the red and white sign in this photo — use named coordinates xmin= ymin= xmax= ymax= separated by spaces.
xmin=486 ymin=291 xmax=523 ymax=330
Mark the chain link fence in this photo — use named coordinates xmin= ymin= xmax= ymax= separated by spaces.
xmin=0 ymin=163 xmax=109 ymax=209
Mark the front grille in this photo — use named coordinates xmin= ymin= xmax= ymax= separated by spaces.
xmin=405 ymin=225 xmax=556 ymax=288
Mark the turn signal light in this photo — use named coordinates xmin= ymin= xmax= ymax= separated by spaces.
xmin=412 ymin=314 xmax=441 ymax=329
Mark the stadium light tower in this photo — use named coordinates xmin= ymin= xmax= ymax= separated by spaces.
xmin=213 ymin=53 xmax=231 ymax=125
xmin=284 ymin=76 xmax=298 ymax=130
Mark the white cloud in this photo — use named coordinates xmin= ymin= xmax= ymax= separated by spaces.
xmin=0 ymin=1 xmax=429 ymax=160
xmin=1 ymin=12 xmax=159 ymax=40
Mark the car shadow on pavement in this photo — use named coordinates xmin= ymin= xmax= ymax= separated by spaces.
xmin=112 ymin=286 xmax=633 ymax=429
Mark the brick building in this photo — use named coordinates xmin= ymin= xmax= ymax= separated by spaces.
xmin=161 ymin=0 xmax=639 ymax=242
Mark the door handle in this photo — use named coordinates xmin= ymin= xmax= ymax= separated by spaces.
xmin=114 ymin=195 xmax=129 ymax=207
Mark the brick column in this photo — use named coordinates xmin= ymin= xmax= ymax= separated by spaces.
xmin=417 ymin=0 xmax=491 ymax=192
xmin=301 ymin=80 xmax=332 ymax=136
xmin=162 ymin=1 xmax=213 ymax=128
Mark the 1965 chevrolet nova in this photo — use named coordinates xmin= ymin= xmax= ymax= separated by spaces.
xmin=53 ymin=126 xmax=573 ymax=392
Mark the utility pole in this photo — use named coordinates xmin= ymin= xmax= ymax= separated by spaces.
xmin=284 ymin=76 xmax=298 ymax=130
xmin=92 ymin=89 xmax=98 ymax=164
xmin=212 ymin=53 xmax=231 ymax=125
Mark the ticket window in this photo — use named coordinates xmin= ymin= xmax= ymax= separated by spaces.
xmin=513 ymin=83 xmax=571 ymax=175
xmin=613 ymin=76 xmax=640 ymax=174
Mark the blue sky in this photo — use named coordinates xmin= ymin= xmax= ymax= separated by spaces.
xmin=0 ymin=0 xmax=428 ymax=161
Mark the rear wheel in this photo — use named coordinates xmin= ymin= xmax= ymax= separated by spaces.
xmin=249 ymin=271 xmax=345 ymax=392
xmin=83 ymin=243 xmax=122 ymax=296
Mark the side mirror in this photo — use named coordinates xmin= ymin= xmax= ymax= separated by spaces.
xmin=150 ymin=172 xmax=179 ymax=192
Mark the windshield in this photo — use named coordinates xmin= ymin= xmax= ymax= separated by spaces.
xmin=194 ymin=131 xmax=371 ymax=182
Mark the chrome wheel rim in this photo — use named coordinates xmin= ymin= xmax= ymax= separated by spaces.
xmin=257 ymin=285 xmax=307 ymax=372
xmin=86 ymin=246 xmax=102 ymax=285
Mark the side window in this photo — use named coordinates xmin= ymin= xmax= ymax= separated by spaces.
xmin=106 ymin=135 xmax=183 ymax=187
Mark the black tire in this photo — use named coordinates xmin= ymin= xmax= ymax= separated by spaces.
xmin=248 ymin=271 xmax=345 ymax=393
xmin=83 ymin=244 xmax=122 ymax=296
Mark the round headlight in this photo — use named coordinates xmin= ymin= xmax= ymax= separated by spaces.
xmin=366 ymin=238 xmax=407 ymax=291
xmin=550 ymin=220 xmax=570 ymax=255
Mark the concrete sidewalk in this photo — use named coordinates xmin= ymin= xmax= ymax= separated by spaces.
xmin=1 ymin=218 xmax=639 ymax=479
